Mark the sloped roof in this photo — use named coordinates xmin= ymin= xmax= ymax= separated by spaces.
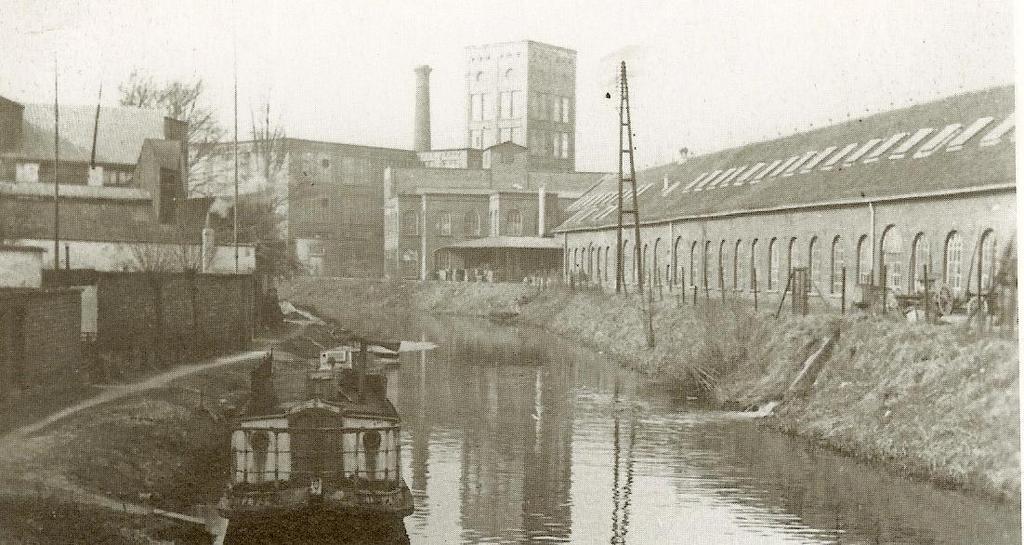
xmin=13 ymin=103 xmax=167 ymax=165
xmin=557 ymin=85 xmax=1015 ymax=232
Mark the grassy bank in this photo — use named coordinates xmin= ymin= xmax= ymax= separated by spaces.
xmin=280 ymin=277 xmax=1020 ymax=501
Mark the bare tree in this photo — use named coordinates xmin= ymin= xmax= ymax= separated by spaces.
xmin=119 ymin=70 xmax=225 ymax=181
xmin=250 ymin=101 xmax=287 ymax=188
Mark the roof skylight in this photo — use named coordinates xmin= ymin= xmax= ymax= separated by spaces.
xmin=913 ymin=124 xmax=962 ymax=158
xmin=842 ymin=138 xmax=882 ymax=165
xmin=888 ymin=128 xmax=934 ymax=159
xmin=799 ymin=146 xmax=837 ymax=173
xmin=978 ymin=114 xmax=1014 ymax=147
xmin=683 ymin=172 xmax=710 ymax=192
xmin=693 ymin=169 xmax=722 ymax=191
xmin=862 ymin=133 xmax=907 ymax=163
xmin=752 ymin=160 xmax=782 ymax=182
xmin=820 ymin=143 xmax=858 ymax=170
xmin=945 ymin=117 xmax=994 ymax=151
xmin=781 ymin=151 xmax=817 ymax=177
xmin=735 ymin=162 xmax=766 ymax=184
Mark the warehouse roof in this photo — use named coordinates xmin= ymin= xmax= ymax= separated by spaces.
xmin=556 ymin=85 xmax=1015 ymax=232
xmin=440 ymin=236 xmax=563 ymax=250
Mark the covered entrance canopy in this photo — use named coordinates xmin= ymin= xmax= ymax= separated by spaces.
xmin=434 ymin=236 xmax=563 ymax=282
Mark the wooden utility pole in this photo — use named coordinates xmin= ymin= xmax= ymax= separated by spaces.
xmin=233 ymin=27 xmax=239 ymax=273
xmin=53 ymin=59 xmax=60 ymax=270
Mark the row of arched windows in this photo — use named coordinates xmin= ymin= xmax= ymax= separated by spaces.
xmin=570 ymin=227 xmax=999 ymax=296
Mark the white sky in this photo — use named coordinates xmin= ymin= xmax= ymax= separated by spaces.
xmin=0 ymin=0 xmax=1014 ymax=172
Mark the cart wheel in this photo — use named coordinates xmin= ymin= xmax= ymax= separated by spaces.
xmin=934 ymin=284 xmax=954 ymax=316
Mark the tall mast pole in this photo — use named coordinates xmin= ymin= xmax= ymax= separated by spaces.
xmin=53 ymin=58 xmax=61 ymax=269
xmin=233 ymin=30 xmax=239 ymax=273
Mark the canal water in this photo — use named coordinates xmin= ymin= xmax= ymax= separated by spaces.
xmin=376 ymin=315 xmax=1020 ymax=545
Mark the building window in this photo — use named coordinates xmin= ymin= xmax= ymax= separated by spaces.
xmin=979 ymin=229 xmax=996 ymax=291
xmin=718 ymin=240 xmax=727 ymax=289
xmin=482 ymin=93 xmax=493 ymax=120
xmin=15 ymin=162 xmax=39 ymax=183
xmin=733 ymin=240 xmax=743 ymax=290
xmin=856 ymin=235 xmax=871 ymax=284
xmin=561 ymin=97 xmax=571 ymax=123
xmin=560 ymin=133 xmax=570 ymax=158
xmin=470 ymin=130 xmax=483 ymax=149
xmin=500 ymin=92 xmax=513 ymax=120
xmin=830 ymin=236 xmax=844 ymax=294
xmin=551 ymin=132 xmax=559 ymax=158
xmin=550 ymin=95 xmax=560 ymax=123
xmin=944 ymin=231 xmax=963 ymax=292
xmin=880 ymin=226 xmax=903 ymax=294
xmin=471 ymin=94 xmax=483 ymax=121
xmin=768 ymin=238 xmax=779 ymax=291
xmin=402 ymin=211 xmax=420 ymax=236
xmin=750 ymin=239 xmax=758 ymax=291
xmin=435 ymin=211 xmax=452 ymax=236
xmin=703 ymin=241 xmax=712 ymax=288
xmin=499 ymin=128 xmax=512 ymax=144
xmin=689 ymin=242 xmax=697 ymax=287
xmin=511 ymin=127 xmax=524 ymax=146
xmin=787 ymin=237 xmax=799 ymax=289
xmin=507 ymin=209 xmax=523 ymax=236
xmin=512 ymin=91 xmax=524 ymax=118
xmin=808 ymin=236 xmax=820 ymax=287
xmin=464 ymin=210 xmax=481 ymax=236
xmin=909 ymin=233 xmax=930 ymax=294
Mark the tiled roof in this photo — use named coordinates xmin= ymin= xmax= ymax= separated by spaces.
xmin=557 ymin=85 xmax=1015 ymax=232
xmin=13 ymin=103 xmax=166 ymax=165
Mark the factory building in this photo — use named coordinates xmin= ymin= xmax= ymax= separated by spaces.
xmin=0 ymin=96 xmax=252 ymax=273
xmin=555 ymin=86 xmax=1015 ymax=314
xmin=195 ymin=40 xmax=601 ymax=279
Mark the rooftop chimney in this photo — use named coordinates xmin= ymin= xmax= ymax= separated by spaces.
xmin=413 ymin=65 xmax=432 ymax=152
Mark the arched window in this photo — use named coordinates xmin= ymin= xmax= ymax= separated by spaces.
xmin=402 ymin=211 xmax=420 ymax=236
xmin=733 ymin=240 xmax=743 ymax=290
xmin=880 ymin=225 xmax=903 ymax=294
xmin=787 ymin=237 xmax=799 ymax=290
xmin=642 ymin=243 xmax=649 ymax=285
xmin=979 ymin=229 xmax=997 ymax=291
xmin=595 ymin=247 xmax=602 ymax=285
xmin=572 ymin=248 xmax=578 ymax=275
xmin=618 ymin=240 xmax=626 ymax=286
xmin=749 ymin=239 xmax=758 ymax=292
xmin=944 ymin=231 xmax=963 ymax=292
xmin=767 ymin=238 xmax=779 ymax=290
xmin=909 ymin=233 xmax=930 ymax=293
xmin=673 ymin=237 xmax=683 ymax=285
xmin=463 ymin=210 xmax=481 ymax=236
xmin=435 ymin=211 xmax=452 ymax=236
xmin=652 ymin=239 xmax=661 ymax=287
xmin=703 ymin=241 xmax=713 ymax=288
xmin=830 ymin=236 xmax=844 ymax=294
xmin=598 ymin=245 xmax=606 ymax=282
xmin=507 ymin=209 xmax=523 ymax=236
xmin=718 ymin=240 xmax=727 ymax=289
xmin=808 ymin=237 xmax=820 ymax=287
xmin=856 ymin=235 xmax=871 ymax=284
xmin=587 ymin=246 xmax=594 ymax=278
xmin=689 ymin=241 xmax=698 ymax=287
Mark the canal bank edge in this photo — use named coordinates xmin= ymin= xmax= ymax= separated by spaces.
xmin=279 ymin=277 xmax=1020 ymax=503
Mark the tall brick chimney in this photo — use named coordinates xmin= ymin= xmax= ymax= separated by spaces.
xmin=413 ymin=65 xmax=432 ymax=152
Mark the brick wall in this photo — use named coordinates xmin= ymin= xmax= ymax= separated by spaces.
xmin=0 ymin=288 xmax=81 ymax=398
xmin=44 ymin=270 xmax=255 ymax=361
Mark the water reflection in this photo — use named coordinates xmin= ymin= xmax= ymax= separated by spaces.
xmin=387 ymin=316 xmax=1019 ymax=545
xmin=258 ymin=314 xmax=1020 ymax=544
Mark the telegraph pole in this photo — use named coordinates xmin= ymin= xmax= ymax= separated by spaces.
xmin=233 ymin=31 xmax=239 ymax=273
xmin=615 ymin=62 xmax=644 ymax=295
xmin=53 ymin=58 xmax=61 ymax=269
